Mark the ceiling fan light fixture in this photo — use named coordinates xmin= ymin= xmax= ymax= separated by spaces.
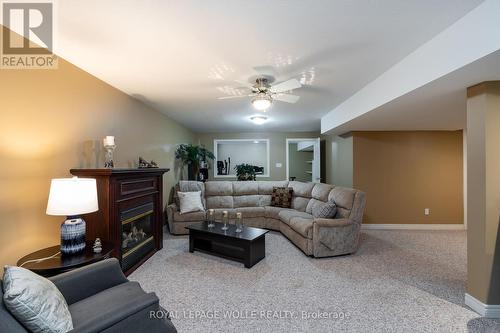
xmin=251 ymin=94 xmax=272 ymax=111
xmin=250 ymin=116 xmax=268 ymax=125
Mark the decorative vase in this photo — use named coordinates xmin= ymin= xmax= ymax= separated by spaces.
xmin=60 ymin=217 xmax=86 ymax=255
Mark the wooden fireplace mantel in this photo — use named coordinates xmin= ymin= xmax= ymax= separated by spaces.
xmin=70 ymin=168 xmax=169 ymax=275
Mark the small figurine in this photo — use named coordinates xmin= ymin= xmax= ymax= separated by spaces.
xmin=93 ymin=238 xmax=102 ymax=253
xmin=138 ymin=157 xmax=159 ymax=168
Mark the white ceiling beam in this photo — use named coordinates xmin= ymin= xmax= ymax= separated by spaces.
xmin=321 ymin=0 xmax=500 ymax=135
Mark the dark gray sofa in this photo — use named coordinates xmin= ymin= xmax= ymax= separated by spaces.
xmin=0 ymin=259 xmax=176 ymax=333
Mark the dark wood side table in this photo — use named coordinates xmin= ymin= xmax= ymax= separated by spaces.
xmin=17 ymin=241 xmax=114 ymax=277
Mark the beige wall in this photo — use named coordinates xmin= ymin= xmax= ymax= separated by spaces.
xmin=0 ymin=57 xmax=194 ymax=271
xmin=197 ymin=131 xmax=320 ymax=181
xmin=466 ymin=82 xmax=500 ymax=304
xmin=353 ymin=131 xmax=463 ymax=224
xmin=324 ymin=134 xmax=353 ymax=187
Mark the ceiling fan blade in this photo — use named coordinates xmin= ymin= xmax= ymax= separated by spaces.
xmin=270 ymin=79 xmax=302 ymax=93
xmin=217 ymin=94 xmax=255 ymax=100
xmin=274 ymin=93 xmax=300 ymax=103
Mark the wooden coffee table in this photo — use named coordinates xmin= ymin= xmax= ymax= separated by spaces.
xmin=186 ymin=221 xmax=268 ymax=268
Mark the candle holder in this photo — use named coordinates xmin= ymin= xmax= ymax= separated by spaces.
xmin=235 ymin=212 xmax=243 ymax=233
xmin=207 ymin=209 xmax=215 ymax=228
xmin=221 ymin=210 xmax=229 ymax=231
xmin=104 ymin=144 xmax=116 ymax=168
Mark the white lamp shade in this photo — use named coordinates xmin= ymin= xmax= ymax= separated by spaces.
xmin=46 ymin=177 xmax=99 ymax=216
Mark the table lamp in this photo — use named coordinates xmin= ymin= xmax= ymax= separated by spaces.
xmin=46 ymin=177 xmax=98 ymax=255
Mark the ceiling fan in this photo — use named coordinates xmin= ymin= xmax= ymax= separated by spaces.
xmin=217 ymin=77 xmax=302 ymax=110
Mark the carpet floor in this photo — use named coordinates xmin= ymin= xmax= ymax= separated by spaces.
xmin=130 ymin=230 xmax=500 ymax=333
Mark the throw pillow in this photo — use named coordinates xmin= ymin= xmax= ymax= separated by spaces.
xmin=312 ymin=201 xmax=337 ymax=219
xmin=2 ymin=266 xmax=73 ymax=333
xmin=271 ymin=187 xmax=293 ymax=208
xmin=178 ymin=191 xmax=204 ymax=214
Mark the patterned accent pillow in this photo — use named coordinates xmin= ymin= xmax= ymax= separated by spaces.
xmin=271 ymin=187 xmax=293 ymax=208
xmin=312 ymin=201 xmax=337 ymax=219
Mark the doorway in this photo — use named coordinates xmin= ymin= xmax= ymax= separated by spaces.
xmin=286 ymin=138 xmax=321 ymax=182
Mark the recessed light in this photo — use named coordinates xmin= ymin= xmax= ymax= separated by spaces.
xmin=253 ymin=140 xmax=259 ymax=144
xmin=250 ymin=116 xmax=267 ymax=125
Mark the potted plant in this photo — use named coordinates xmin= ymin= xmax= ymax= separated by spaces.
xmin=235 ymin=163 xmax=257 ymax=181
xmin=175 ymin=144 xmax=215 ymax=180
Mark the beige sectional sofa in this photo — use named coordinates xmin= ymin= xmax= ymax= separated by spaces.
xmin=166 ymin=180 xmax=365 ymax=257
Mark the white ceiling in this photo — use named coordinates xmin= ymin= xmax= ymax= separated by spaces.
xmin=331 ymin=50 xmax=500 ymax=134
xmin=54 ymin=0 xmax=484 ymax=132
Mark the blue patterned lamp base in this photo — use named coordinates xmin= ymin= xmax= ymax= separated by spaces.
xmin=60 ymin=217 xmax=86 ymax=255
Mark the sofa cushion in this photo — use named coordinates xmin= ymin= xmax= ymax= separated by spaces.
xmin=312 ymin=201 xmax=337 ymax=219
xmin=69 ymin=281 xmax=150 ymax=330
xmin=206 ymin=196 xmax=234 ymax=209
xmin=306 ymin=198 xmax=322 ymax=214
xmin=291 ymin=197 xmax=310 ymax=212
xmin=288 ymin=181 xmax=315 ymax=198
xmin=328 ymin=187 xmax=357 ymax=218
xmin=233 ymin=195 xmax=261 ymax=208
xmin=257 ymin=181 xmax=289 ymax=194
xmin=232 ymin=182 xmax=259 ymax=195
xmin=271 ymin=187 xmax=293 ymax=208
xmin=311 ymin=183 xmax=334 ymax=201
xmin=235 ymin=207 xmax=265 ymax=218
xmin=178 ymin=191 xmax=204 ymax=214
xmin=288 ymin=217 xmax=314 ymax=239
xmin=264 ymin=206 xmax=294 ymax=220
xmin=278 ymin=210 xmax=314 ymax=223
xmin=259 ymin=195 xmax=272 ymax=206
xmin=173 ymin=210 xmax=206 ymax=222
xmin=205 ymin=181 xmax=233 ymax=196
xmin=278 ymin=210 xmax=314 ymax=239
xmin=2 ymin=266 xmax=73 ymax=333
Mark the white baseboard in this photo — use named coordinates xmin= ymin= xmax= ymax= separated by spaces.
xmin=465 ymin=293 xmax=500 ymax=318
xmin=361 ymin=224 xmax=466 ymax=230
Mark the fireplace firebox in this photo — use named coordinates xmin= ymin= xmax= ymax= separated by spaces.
xmin=70 ymin=168 xmax=169 ymax=275
xmin=121 ymin=202 xmax=155 ymax=271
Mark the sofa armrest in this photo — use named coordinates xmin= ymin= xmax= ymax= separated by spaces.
xmin=313 ymin=218 xmax=354 ymax=228
xmin=312 ymin=218 xmax=361 ymax=257
xmin=166 ymin=203 xmax=178 ymax=213
xmin=68 ymin=292 xmax=161 ymax=333
xmin=49 ymin=258 xmax=127 ymax=305
xmin=166 ymin=203 xmax=178 ymax=233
